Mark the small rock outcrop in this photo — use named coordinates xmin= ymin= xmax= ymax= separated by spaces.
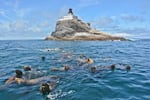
xmin=45 ymin=8 xmax=126 ymax=41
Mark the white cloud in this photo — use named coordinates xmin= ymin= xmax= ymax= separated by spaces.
xmin=9 ymin=20 xmax=28 ymax=31
xmin=117 ymin=27 xmax=150 ymax=34
xmin=113 ymin=32 xmax=150 ymax=39
xmin=0 ymin=20 xmax=42 ymax=34
xmin=4 ymin=0 xmax=31 ymax=18
xmin=0 ymin=20 xmax=46 ymax=40
xmin=113 ymin=33 xmax=134 ymax=37
xmin=0 ymin=10 xmax=5 ymax=16
xmin=0 ymin=22 xmax=10 ymax=31
xmin=4 ymin=0 xmax=19 ymax=9
xmin=0 ymin=9 xmax=12 ymax=20
xmin=120 ymin=14 xmax=144 ymax=22
xmin=92 ymin=16 xmax=114 ymax=29
xmin=40 ymin=21 xmax=50 ymax=27
xmin=89 ymin=14 xmax=150 ymax=39
xmin=58 ymin=6 xmax=68 ymax=17
xmin=113 ymin=27 xmax=150 ymax=39
xmin=0 ymin=1 xmax=69 ymax=39
xmin=28 ymin=26 xmax=41 ymax=33
xmin=97 ymin=16 xmax=113 ymax=26
xmin=14 ymin=8 xmax=31 ymax=18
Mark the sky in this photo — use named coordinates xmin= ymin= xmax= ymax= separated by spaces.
xmin=0 ymin=0 xmax=150 ymax=40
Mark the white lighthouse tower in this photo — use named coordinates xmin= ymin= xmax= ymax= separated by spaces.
xmin=58 ymin=8 xmax=77 ymax=21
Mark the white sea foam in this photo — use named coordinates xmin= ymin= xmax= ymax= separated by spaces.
xmin=40 ymin=48 xmax=62 ymax=52
xmin=47 ymin=90 xmax=75 ymax=100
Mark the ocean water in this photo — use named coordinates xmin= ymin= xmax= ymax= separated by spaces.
xmin=0 ymin=39 xmax=150 ymax=100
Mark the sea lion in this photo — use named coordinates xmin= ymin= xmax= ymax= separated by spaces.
xmin=126 ymin=65 xmax=131 ymax=72
xmin=86 ymin=58 xmax=94 ymax=64
xmin=40 ymin=81 xmax=56 ymax=95
xmin=5 ymin=70 xmax=23 ymax=84
xmin=78 ymin=58 xmax=94 ymax=66
xmin=41 ymin=56 xmax=46 ymax=61
xmin=6 ymin=69 xmax=60 ymax=85
xmin=40 ymin=83 xmax=50 ymax=95
xmin=50 ymin=65 xmax=70 ymax=72
xmin=23 ymin=66 xmax=31 ymax=71
xmin=90 ymin=66 xmax=96 ymax=73
xmin=110 ymin=64 xmax=115 ymax=71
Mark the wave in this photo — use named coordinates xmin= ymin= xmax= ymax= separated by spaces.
xmin=47 ymin=90 xmax=75 ymax=100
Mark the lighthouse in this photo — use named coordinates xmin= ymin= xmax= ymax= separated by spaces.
xmin=58 ymin=8 xmax=77 ymax=21
xmin=68 ymin=8 xmax=73 ymax=15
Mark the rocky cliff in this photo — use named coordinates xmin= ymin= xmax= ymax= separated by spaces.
xmin=45 ymin=9 xmax=126 ymax=41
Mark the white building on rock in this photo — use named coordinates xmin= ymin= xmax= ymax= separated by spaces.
xmin=58 ymin=8 xmax=78 ymax=21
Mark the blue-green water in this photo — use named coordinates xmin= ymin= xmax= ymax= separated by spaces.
xmin=0 ymin=40 xmax=150 ymax=100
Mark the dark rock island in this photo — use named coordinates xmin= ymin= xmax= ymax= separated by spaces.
xmin=45 ymin=9 xmax=126 ymax=41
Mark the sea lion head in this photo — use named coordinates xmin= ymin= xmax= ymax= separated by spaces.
xmin=90 ymin=66 xmax=96 ymax=73
xmin=126 ymin=65 xmax=131 ymax=72
xmin=87 ymin=58 xmax=94 ymax=64
xmin=41 ymin=56 xmax=45 ymax=61
xmin=23 ymin=66 xmax=31 ymax=71
xmin=64 ymin=65 xmax=70 ymax=71
xmin=15 ymin=70 xmax=23 ymax=78
xmin=40 ymin=83 xmax=51 ymax=95
xmin=110 ymin=64 xmax=115 ymax=71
